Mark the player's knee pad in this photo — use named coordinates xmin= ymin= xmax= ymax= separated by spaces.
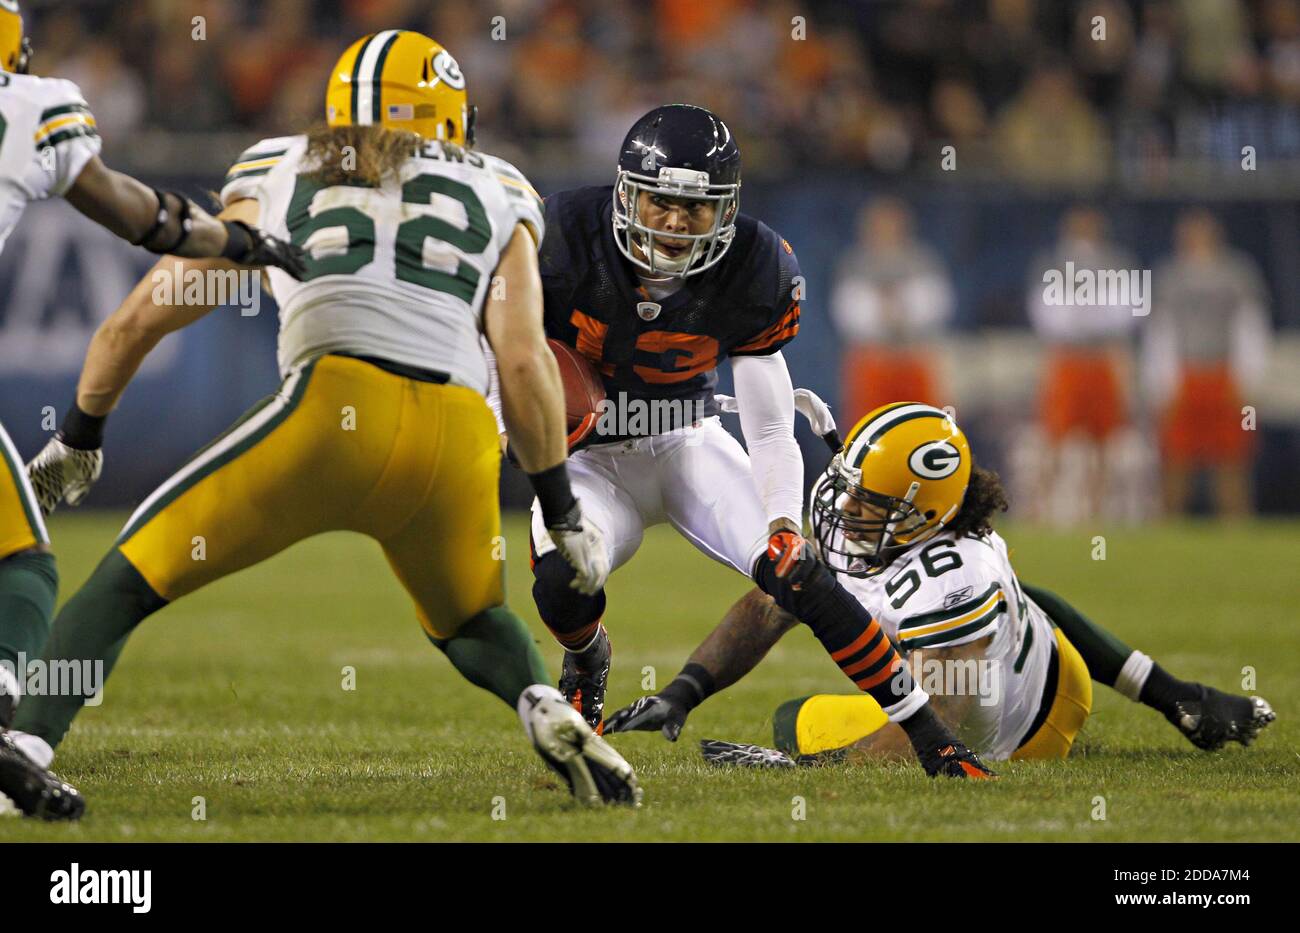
xmin=531 ymin=552 xmax=605 ymax=636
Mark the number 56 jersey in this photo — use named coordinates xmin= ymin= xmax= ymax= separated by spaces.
xmin=220 ymin=135 xmax=545 ymax=394
xmin=840 ymin=529 xmax=1057 ymax=760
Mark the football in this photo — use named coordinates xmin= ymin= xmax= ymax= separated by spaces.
xmin=548 ymin=337 xmax=605 ymax=444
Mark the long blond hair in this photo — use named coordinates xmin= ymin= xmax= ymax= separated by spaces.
xmin=302 ymin=123 xmax=422 ymax=188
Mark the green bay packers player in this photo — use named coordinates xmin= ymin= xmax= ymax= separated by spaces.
xmin=0 ymin=0 xmax=303 ymax=733
xmin=0 ymin=30 xmax=640 ymax=819
xmin=611 ymin=398 xmax=1275 ymax=766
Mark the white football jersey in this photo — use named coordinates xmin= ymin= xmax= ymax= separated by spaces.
xmin=220 ymin=135 xmax=545 ymax=394
xmin=840 ymin=529 xmax=1056 ymax=760
xmin=0 ymin=71 xmax=101 ymax=253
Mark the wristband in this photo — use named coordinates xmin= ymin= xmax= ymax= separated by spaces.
xmin=57 ymin=401 xmax=107 ymax=451
xmin=220 ymin=220 xmax=255 ymax=262
xmin=660 ymin=663 xmax=716 ymax=714
xmin=528 ymin=462 xmax=578 ymax=526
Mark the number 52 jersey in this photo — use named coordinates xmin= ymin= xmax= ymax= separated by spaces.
xmin=220 ymin=135 xmax=545 ymax=394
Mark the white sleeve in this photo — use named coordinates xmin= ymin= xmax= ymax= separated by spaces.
xmin=732 ymin=352 xmax=804 ymax=527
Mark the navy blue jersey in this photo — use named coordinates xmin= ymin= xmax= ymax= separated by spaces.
xmin=539 ymin=185 xmax=801 ymax=440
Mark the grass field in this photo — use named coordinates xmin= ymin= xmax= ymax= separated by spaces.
xmin=3 ymin=512 xmax=1298 ymax=842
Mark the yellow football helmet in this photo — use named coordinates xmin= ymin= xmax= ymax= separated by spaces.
xmin=811 ymin=402 xmax=972 ymax=576
xmin=325 ymin=30 xmax=474 ymax=145
xmin=0 ymin=0 xmax=32 ymax=74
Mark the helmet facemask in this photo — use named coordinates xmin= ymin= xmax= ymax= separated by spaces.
xmin=811 ymin=456 xmax=939 ymax=577
xmin=612 ymin=166 xmax=739 ymax=279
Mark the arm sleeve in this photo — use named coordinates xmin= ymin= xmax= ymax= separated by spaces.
xmin=732 ymin=351 xmax=804 ymax=527
xmin=36 ymin=80 xmax=101 ymax=197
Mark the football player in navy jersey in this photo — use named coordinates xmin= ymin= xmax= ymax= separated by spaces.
xmin=497 ymin=104 xmax=993 ymax=778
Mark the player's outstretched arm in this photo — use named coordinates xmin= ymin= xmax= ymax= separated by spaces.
xmin=25 ymin=199 xmax=263 ymax=516
xmin=63 ymin=156 xmax=305 ymax=278
xmin=606 ymin=588 xmax=797 ymax=739
xmin=484 ymin=223 xmax=609 ymax=596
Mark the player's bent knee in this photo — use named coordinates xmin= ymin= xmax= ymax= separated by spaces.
xmin=531 ymin=551 xmax=605 ymax=635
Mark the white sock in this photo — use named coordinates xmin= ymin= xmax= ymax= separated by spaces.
xmin=9 ymin=731 xmax=54 ymax=770
xmin=516 ymin=684 xmax=566 ymax=741
xmin=1114 ymin=650 xmax=1154 ymax=702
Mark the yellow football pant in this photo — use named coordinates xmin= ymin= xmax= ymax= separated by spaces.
xmin=778 ymin=628 xmax=1093 ymax=761
xmin=117 ymin=354 xmax=504 ymax=638
xmin=0 ymin=419 xmax=49 ymax=560
xmin=1010 ymin=627 xmax=1093 ymax=760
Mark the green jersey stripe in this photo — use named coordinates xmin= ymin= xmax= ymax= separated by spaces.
xmin=224 ymin=166 xmax=273 ymax=183
xmin=38 ymin=103 xmax=92 ymax=122
xmin=901 ymin=605 xmax=1003 ymax=649
xmin=38 ymin=125 xmax=99 ymax=150
xmin=898 ymin=582 xmax=1003 ymax=631
xmin=232 ymin=147 xmax=289 ymax=166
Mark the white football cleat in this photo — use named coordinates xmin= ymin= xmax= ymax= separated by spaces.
xmin=518 ymin=684 xmax=642 ymax=807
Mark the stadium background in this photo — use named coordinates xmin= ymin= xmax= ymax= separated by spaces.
xmin=2 ymin=0 xmax=1298 ymax=516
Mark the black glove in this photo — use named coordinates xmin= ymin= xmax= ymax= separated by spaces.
xmin=222 ymin=221 xmax=309 ymax=280
xmin=604 ymin=694 xmax=688 ymax=741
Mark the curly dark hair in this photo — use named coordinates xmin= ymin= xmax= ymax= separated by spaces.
xmin=946 ymin=464 xmax=1009 ymax=537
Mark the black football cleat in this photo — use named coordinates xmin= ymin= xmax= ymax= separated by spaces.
xmin=1171 ymin=687 xmax=1276 ymax=751
xmin=559 ymin=625 xmax=611 ymax=733
xmin=918 ymin=741 xmax=997 ymax=779
xmin=0 ymin=733 xmax=85 ymax=820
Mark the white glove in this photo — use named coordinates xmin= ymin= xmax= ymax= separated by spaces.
xmin=547 ymin=502 xmax=610 ymax=595
xmin=793 ymin=388 xmax=837 ymax=437
xmin=713 ymin=393 xmax=739 ymax=414
xmin=716 ymin=388 xmax=838 ymax=437
xmin=26 ymin=438 xmax=103 ymax=516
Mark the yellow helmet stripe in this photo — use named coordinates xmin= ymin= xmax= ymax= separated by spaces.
xmin=354 ymin=29 xmax=401 ymax=126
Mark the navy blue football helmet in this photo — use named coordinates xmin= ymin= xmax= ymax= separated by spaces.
xmin=612 ymin=104 xmax=741 ymax=279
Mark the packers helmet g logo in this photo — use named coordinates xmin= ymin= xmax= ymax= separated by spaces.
xmin=432 ymin=50 xmax=465 ymax=90
xmin=908 ymin=440 xmax=962 ymax=480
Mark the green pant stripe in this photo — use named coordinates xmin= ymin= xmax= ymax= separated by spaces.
xmin=117 ymin=361 xmax=317 ymax=544
xmin=0 ymin=422 xmax=47 ymax=546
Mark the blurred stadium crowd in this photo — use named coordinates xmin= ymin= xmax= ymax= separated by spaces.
xmin=33 ymin=0 xmax=1300 ymax=184
xmin=6 ymin=0 xmax=1299 ymax=522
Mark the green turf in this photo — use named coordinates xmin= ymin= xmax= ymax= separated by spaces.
xmin=3 ymin=513 xmax=1297 ymax=841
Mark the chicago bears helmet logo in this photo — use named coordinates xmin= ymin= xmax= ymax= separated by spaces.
xmin=908 ymin=440 xmax=962 ymax=479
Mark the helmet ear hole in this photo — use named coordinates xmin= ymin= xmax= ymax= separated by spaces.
xmin=925 ymin=509 xmax=936 ymax=520
xmin=445 ymin=118 xmax=455 ymax=140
